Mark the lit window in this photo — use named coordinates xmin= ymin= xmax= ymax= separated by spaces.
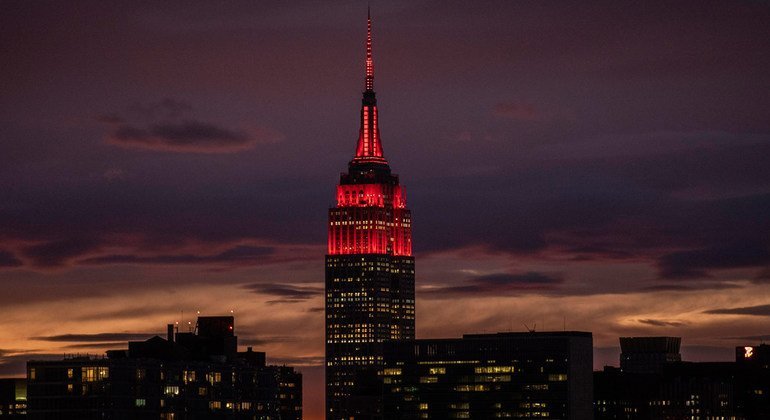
xmin=82 ymin=367 xmax=108 ymax=382
xmin=183 ymin=370 xmax=196 ymax=384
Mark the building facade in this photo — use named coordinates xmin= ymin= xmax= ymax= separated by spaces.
xmin=594 ymin=337 xmax=770 ymax=419
xmin=325 ymin=11 xmax=415 ymax=420
xmin=619 ymin=336 xmax=682 ymax=374
xmin=382 ymin=332 xmax=593 ymax=420
xmin=0 ymin=379 xmax=26 ymax=418
xmin=26 ymin=317 xmax=301 ymax=420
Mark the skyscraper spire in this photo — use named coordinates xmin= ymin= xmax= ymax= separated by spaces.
xmin=353 ymin=8 xmax=388 ymax=165
xmin=365 ymin=6 xmax=374 ymax=92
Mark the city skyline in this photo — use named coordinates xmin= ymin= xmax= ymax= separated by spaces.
xmin=2 ymin=2 xmax=770 ymax=420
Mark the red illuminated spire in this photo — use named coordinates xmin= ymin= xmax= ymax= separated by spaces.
xmin=353 ymin=8 xmax=388 ymax=165
xmin=365 ymin=7 xmax=374 ymax=92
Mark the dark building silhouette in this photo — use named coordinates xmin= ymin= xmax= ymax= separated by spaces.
xmin=619 ymin=336 xmax=682 ymax=374
xmin=0 ymin=378 xmax=26 ymax=418
xmin=325 ymin=10 xmax=414 ymax=420
xmin=595 ymin=337 xmax=770 ymax=419
xmin=595 ymin=363 xmax=737 ymax=419
xmin=382 ymin=332 xmax=593 ymax=420
xmin=26 ymin=316 xmax=301 ymax=420
xmin=735 ymin=344 xmax=770 ymax=419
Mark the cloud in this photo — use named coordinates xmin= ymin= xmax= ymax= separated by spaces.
xmin=31 ymin=333 xmax=160 ymax=343
xmin=81 ymin=245 xmax=275 ymax=266
xmin=22 ymin=237 xmax=102 ymax=268
xmin=421 ymin=272 xmax=563 ymax=299
xmin=638 ymin=318 xmax=686 ymax=327
xmin=107 ymin=121 xmax=264 ymax=153
xmin=753 ymin=268 xmax=770 ymax=282
xmin=65 ymin=342 xmax=129 ymax=349
xmin=704 ymin=304 xmax=770 ymax=317
xmin=640 ymin=282 xmax=743 ymax=292
xmin=239 ymin=336 xmax=297 ymax=346
xmin=658 ymin=241 xmax=770 ymax=279
xmin=99 ymin=99 xmax=282 ymax=153
xmin=242 ymin=283 xmax=323 ymax=300
xmin=0 ymin=250 xmax=22 ymax=267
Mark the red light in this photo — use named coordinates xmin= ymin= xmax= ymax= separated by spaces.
xmin=328 ymin=184 xmax=411 ymax=256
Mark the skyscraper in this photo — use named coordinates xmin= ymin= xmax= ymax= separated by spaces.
xmin=325 ymin=10 xmax=415 ymax=420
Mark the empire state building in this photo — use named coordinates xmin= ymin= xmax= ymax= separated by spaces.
xmin=325 ymin=11 xmax=415 ymax=420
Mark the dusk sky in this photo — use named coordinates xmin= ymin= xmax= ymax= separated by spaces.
xmin=2 ymin=1 xmax=770 ymax=418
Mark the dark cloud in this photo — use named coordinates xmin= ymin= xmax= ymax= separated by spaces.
xmin=0 ymin=250 xmax=22 ymax=267
xmin=81 ymin=245 xmax=275 ymax=266
xmin=22 ymin=237 xmax=102 ymax=268
xmin=107 ymin=121 xmax=258 ymax=153
xmin=704 ymin=304 xmax=770 ymax=317
xmin=243 ymin=283 xmax=323 ymax=300
xmin=638 ymin=319 xmax=686 ymax=327
xmin=640 ymin=282 xmax=743 ymax=292
xmin=239 ymin=336 xmax=297 ymax=346
xmin=421 ymin=272 xmax=563 ymax=299
xmin=31 ymin=333 xmax=160 ymax=343
xmin=266 ymin=299 xmax=307 ymax=305
xmin=658 ymin=241 xmax=770 ymax=279
xmin=65 ymin=342 xmax=128 ymax=349
xmin=99 ymin=99 xmax=281 ymax=153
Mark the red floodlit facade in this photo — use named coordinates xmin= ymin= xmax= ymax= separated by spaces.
xmin=327 ymin=183 xmax=411 ymax=256
xmin=325 ymin=10 xmax=415 ymax=420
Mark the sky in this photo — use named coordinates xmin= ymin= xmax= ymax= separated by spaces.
xmin=2 ymin=1 xmax=770 ymax=418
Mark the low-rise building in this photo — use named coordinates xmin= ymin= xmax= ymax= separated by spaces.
xmin=26 ymin=316 xmax=301 ymax=420
xmin=381 ymin=331 xmax=593 ymax=419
